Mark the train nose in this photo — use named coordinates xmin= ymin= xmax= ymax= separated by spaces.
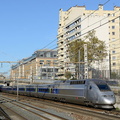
xmin=102 ymin=95 xmax=116 ymax=104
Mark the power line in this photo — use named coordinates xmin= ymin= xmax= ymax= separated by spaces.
xmin=79 ymin=0 xmax=111 ymax=24
xmin=0 ymin=61 xmax=18 ymax=63
xmin=37 ymin=0 xmax=111 ymax=52
xmin=41 ymin=38 xmax=57 ymax=49
xmin=5 ymin=1 xmax=117 ymax=72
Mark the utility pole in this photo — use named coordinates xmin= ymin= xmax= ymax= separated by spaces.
xmin=40 ymin=63 xmax=43 ymax=80
xmin=0 ymin=61 xmax=21 ymax=101
xmin=84 ymin=44 xmax=88 ymax=79
xmin=30 ymin=66 xmax=33 ymax=84
xmin=78 ymin=50 xmax=80 ymax=79
xmin=15 ymin=72 xmax=19 ymax=101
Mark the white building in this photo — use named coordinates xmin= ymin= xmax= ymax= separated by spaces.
xmin=57 ymin=5 xmax=120 ymax=79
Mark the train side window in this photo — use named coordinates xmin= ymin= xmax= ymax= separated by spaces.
xmin=70 ymin=80 xmax=85 ymax=85
xmin=89 ymin=86 xmax=92 ymax=90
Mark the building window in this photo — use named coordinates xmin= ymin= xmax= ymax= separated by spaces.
xmin=40 ymin=60 xmax=44 ymax=64
xmin=42 ymin=68 xmax=46 ymax=72
xmin=112 ymin=62 xmax=116 ymax=66
xmin=46 ymin=60 xmax=51 ymax=66
xmin=104 ymin=14 xmax=106 ymax=16
xmin=40 ymin=54 xmax=43 ymax=57
xmin=69 ymin=29 xmax=75 ymax=34
xmin=111 ymin=13 xmax=115 ymax=16
xmin=75 ymin=18 xmax=81 ymax=23
xmin=54 ymin=55 xmax=57 ymax=57
xmin=75 ymin=32 xmax=81 ymax=36
xmin=75 ymin=25 xmax=81 ymax=30
xmin=68 ymin=35 xmax=75 ymax=40
xmin=66 ymin=26 xmax=69 ymax=29
xmin=46 ymin=52 xmax=51 ymax=57
xmin=46 ymin=60 xmax=51 ymax=63
xmin=65 ymin=18 xmax=81 ymax=30
xmin=112 ymin=32 xmax=115 ymax=35
xmin=60 ymin=41 xmax=63 ymax=44
xmin=47 ymin=68 xmax=53 ymax=72
xmin=112 ymin=50 xmax=116 ymax=54
xmin=55 ymin=68 xmax=58 ymax=72
xmin=112 ymin=19 xmax=115 ymax=23
xmin=112 ymin=38 xmax=115 ymax=41
xmin=66 ymin=31 xmax=69 ymax=35
xmin=60 ymin=35 xmax=63 ymax=38
xmin=112 ymin=26 xmax=115 ymax=29
xmin=53 ymin=60 xmax=57 ymax=65
xmin=112 ymin=56 xmax=116 ymax=60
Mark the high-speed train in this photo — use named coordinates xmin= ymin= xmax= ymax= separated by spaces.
xmin=1 ymin=79 xmax=116 ymax=109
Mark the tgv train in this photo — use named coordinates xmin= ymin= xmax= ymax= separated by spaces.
xmin=0 ymin=85 xmax=4 ymax=92
xmin=1 ymin=79 xmax=116 ymax=109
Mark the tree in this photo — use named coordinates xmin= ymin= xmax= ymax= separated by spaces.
xmin=65 ymin=71 xmax=72 ymax=79
xmin=68 ymin=39 xmax=85 ymax=63
xmin=111 ymin=72 xmax=120 ymax=79
xmin=68 ymin=30 xmax=107 ymax=65
xmin=85 ymin=30 xmax=107 ymax=63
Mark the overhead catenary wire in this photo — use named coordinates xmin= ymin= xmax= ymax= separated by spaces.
xmin=58 ymin=6 xmax=120 ymax=59
xmin=36 ymin=0 xmax=111 ymax=52
xmin=11 ymin=1 xmax=120 ymax=69
xmin=0 ymin=0 xmax=113 ymax=64
xmin=2 ymin=0 xmax=118 ymax=79
xmin=40 ymin=4 xmax=119 ymax=58
xmin=57 ymin=16 xmax=120 ymax=62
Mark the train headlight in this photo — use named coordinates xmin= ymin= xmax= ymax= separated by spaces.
xmin=104 ymin=99 xmax=112 ymax=104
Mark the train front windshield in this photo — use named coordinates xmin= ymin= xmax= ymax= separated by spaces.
xmin=97 ymin=84 xmax=111 ymax=91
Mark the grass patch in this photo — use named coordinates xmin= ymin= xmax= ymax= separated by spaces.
xmin=116 ymin=107 xmax=120 ymax=111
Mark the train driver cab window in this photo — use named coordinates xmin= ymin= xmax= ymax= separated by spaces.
xmin=97 ymin=84 xmax=111 ymax=91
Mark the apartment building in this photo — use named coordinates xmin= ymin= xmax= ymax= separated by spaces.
xmin=11 ymin=49 xmax=58 ymax=80
xmin=57 ymin=5 xmax=120 ymax=79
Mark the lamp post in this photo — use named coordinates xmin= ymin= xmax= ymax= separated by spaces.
xmin=15 ymin=72 xmax=19 ymax=101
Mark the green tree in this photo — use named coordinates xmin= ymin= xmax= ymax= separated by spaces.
xmin=111 ymin=72 xmax=120 ymax=79
xmin=68 ymin=39 xmax=85 ymax=63
xmin=65 ymin=71 xmax=72 ymax=79
xmin=68 ymin=30 xmax=107 ymax=65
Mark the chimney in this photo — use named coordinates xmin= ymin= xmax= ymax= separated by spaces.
xmin=99 ymin=4 xmax=103 ymax=10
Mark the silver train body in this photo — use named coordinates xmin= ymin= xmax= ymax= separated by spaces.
xmin=1 ymin=79 xmax=116 ymax=109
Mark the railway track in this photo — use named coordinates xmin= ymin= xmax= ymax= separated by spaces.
xmin=1 ymin=93 xmax=120 ymax=120
xmin=0 ymin=96 xmax=70 ymax=120
xmin=0 ymin=106 xmax=11 ymax=120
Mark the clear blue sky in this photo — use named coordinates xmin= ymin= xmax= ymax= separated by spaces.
xmin=0 ymin=0 xmax=120 ymax=75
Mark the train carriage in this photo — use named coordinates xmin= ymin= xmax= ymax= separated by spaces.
xmin=0 ymin=79 xmax=116 ymax=109
xmin=18 ymin=85 xmax=26 ymax=95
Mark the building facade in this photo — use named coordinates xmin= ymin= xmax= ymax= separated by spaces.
xmin=11 ymin=49 xmax=58 ymax=80
xmin=57 ymin=5 xmax=120 ymax=79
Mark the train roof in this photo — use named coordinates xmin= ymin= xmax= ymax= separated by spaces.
xmin=53 ymin=79 xmax=107 ymax=85
xmin=2 ymin=79 xmax=107 ymax=88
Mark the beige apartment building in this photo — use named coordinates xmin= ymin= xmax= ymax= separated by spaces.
xmin=57 ymin=5 xmax=120 ymax=79
xmin=11 ymin=49 xmax=58 ymax=80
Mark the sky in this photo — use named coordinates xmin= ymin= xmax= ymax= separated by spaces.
xmin=0 ymin=0 xmax=120 ymax=75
